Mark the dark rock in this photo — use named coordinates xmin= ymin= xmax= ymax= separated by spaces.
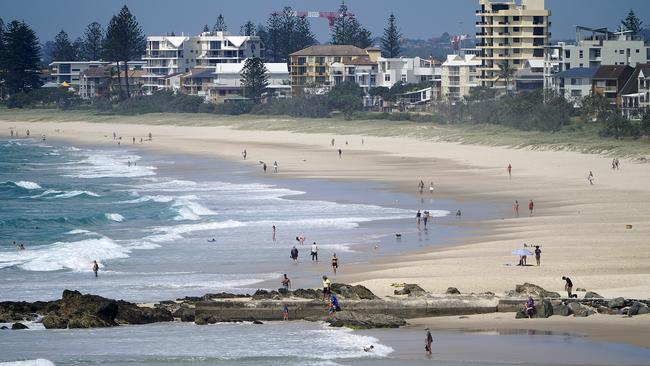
xmin=0 ymin=326 xmax=8 ymax=330
xmin=292 ymin=288 xmax=321 ymax=299
xmin=584 ymin=291 xmax=603 ymax=299
xmin=510 ymin=283 xmax=560 ymax=299
xmin=597 ymin=306 xmax=617 ymax=315
xmin=553 ymin=303 xmax=571 ymax=316
xmin=11 ymin=322 xmax=28 ymax=330
xmin=628 ymin=302 xmax=649 ymax=317
xmin=482 ymin=291 xmax=495 ymax=297
xmin=194 ymin=316 xmax=207 ymax=325
xmin=42 ymin=315 xmax=68 ymax=329
xmin=173 ymin=306 xmax=195 ymax=322
xmin=575 ymin=288 xmax=586 ymax=292
xmin=252 ymin=290 xmax=281 ymax=300
xmin=115 ymin=302 xmax=172 ymax=324
xmin=516 ymin=298 xmax=553 ymax=319
xmin=326 ymin=311 xmax=406 ymax=329
xmin=252 ymin=320 xmax=263 ymax=324
xmin=278 ymin=288 xmax=289 ymax=295
xmin=445 ymin=287 xmax=461 ymax=295
xmin=330 ymin=284 xmax=378 ymax=300
xmin=393 ymin=284 xmax=427 ymax=297
xmin=607 ymin=297 xmax=626 ymax=309
xmin=67 ymin=315 xmax=110 ymax=328
xmin=568 ymin=302 xmax=589 ymax=317
xmin=638 ymin=306 xmax=650 ymax=315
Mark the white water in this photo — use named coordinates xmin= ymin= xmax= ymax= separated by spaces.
xmin=13 ymin=181 xmax=42 ymax=190
xmin=104 ymin=213 xmax=124 ymax=222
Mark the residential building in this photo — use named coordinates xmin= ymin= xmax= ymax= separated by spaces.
xmin=475 ymin=0 xmax=550 ymax=88
xmin=514 ymin=59 xmax=545 ymax=91
xmin=591 ymin=65 xmax=634 ymax=108
xmin=376 ymin=57 xmax=439 ymax=88
xmin=620 ymin=64 xmax=650 ymax=119
xmin=49 ymin=61 xmax=110 ymax=91
xmin=441 ymin=54 xmax=481 ymax=101
xmin=552 ymin=67 xmax=597 ymax=106
xmin=143 ymin=32 xmax=263 ymax=93
xmin=79 ymin=66 xmax=113 ymax=99
xmin=208 ymin=62 xmax=289 ymax=102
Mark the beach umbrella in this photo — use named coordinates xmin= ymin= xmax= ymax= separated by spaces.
xmin=512 ymin=249 xmax=533 ymax=256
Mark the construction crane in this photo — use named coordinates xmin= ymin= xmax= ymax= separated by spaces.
xmin=270 ymin=10 xmax=355 ymax=28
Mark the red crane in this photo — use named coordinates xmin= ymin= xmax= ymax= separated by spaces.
xmin=271 ymin=10 xmax=356 ymax=28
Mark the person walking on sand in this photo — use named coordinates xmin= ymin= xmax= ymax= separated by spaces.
xmin=562 ymin=276 xmax=577 ymax=298
xmin=148 ymin=132 xmax=152 ymax=140
xmin=528 ymin=200 xmax=534 ymax=216
xmin=272 ymin=225 xmax=276 ymax=242
xmin=132 ymin=137 xmax=135 ymax=144
xmin=416 ymin=210 xmax=422 ymax=227
xmin=331 ymin=254 xmax=339 ymax=275
xmin=311 ymin=242 xmax=318 ymax=261
xmin=281 ymin=274 xmax=291 ymax=290
xmin=273 ymin=161 xmax=278 ymax=173
xmin=92 ymin=260 xmax=99 ymax=277
xmin=331 ymin=138 xmax=335 ymax=146
xmin=338 ymin=148 xmax=342 ymax=159
xmin=507 ymin=163 xmax=512 ymax=178
xmin=322 ymin=275 xmax=332 ymax=301
xmin=587 ymin=171 xmax=594 ymax=185
xmin=290 ymin=246 xmax=299 ymax=262
xmin=425 ymin=328 xmax=433 ymax=355
xmin=263 ymin=163 xmax=267 ymax=173
xmin=513 ymin=200 xmax=520 ymax=217
xmin=534 ymin=245 xmax=541 ymax=266
xmin=418 ymin=180 xmax=425 ymax=194
xmin=242 ymin=149 xmax=247 ymax=160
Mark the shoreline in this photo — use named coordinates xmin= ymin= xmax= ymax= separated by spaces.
xmin=2 ymin=111 xmax=650 ymax=348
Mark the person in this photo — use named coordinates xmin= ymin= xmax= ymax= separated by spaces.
xmin=423 ymin=210 xmax=430 ymax=229
xmin=290 ymin=246 xmax=299 ymax=262
xmin=272 ymin=225 xmax=276 ymax=242
xmin=282 ymin=304 xmax=289 ymax=321
xmin=42 ymin=135 xmax=46 ymax=142
xmin=207 ymin=238 xmax=216 ymax=243
xmin=513 ymin=200 xmax=520 ymax=217
xmin=588 ymin=171 xmax=594 ymax=185
xmin=311 ymin=242 xmax=318 ymax=261
xmin=92 ymin=260 xmax=99 ymax=277
xmin=148 ymin=132 xmax=152 ymax=140
xmin=273 ymin=161 xmax=278 ymax=173
xmin=338 ymin=148 xmax=342 ymax=159
xmin=113 ymin=132 xmax=116 ymax=140
xmin=528 ymin=200 xmax=534 ymax=216
xmin=425 ymin=328 xmax=433 ymax=355
xmin=18 ymin=243 xmax=25 ymax=250
xmin=322 ymin=275 xmax=331 ymax=301
xmin=10 ymin=129 xmax=14 ymax=137
xmin=132 ymin=137 xmax=135 ymax=144
xmin=429 ymin=182 xmax=434 ymax=194
xmin=456 ymin=210 xmax=462 ymax=218
xmin=329 ymin=293 xmax=341 ymax=313
xmin=242 ymin=149 xmax=247 ymax=160
xmin=416 ymin=210 xmax=422 ymax=226
xmin=534 ymin=245 xmax=541 ymax=266
xmin=361 ymin=138 xmax=364 ymax=145
xmin=612 ymin=158 xmax=617 ymax=170
xmin=295 ymin=234 xmax=305 ymax=245
xmin=363 ymin=345 xmax=374 ymax=352
xmin=263 ymin=163 xmax=267 ymax=173
xmin=507 ymin=163 xmax=512 ymax=178
xmin=140 ymin=137 xmax=143 ymax=143
xmin=418 ymin=180 xmax=425 ymax=194
xmin=525 ymin=297 xmax=536 ymax=318
xmin=26 ymin=129 xmax=30 ymax=137
xmin=281 ymin=274 xmax=291 ymax=290
xmin=331 ymin=138 xmax=335 ymax=146
xmin=127 ymin=160 xmax=131 ymax=167
xmin=331 ymin=254 xmax=339 ymax=275
xmin=615 ymin=158 xmax=620 ymax=170
xmin=562 ymin=276 xmax=577 ymax=298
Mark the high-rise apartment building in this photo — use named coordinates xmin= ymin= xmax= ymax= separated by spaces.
xmin=476 ymin=0 xmax=550 ymax=88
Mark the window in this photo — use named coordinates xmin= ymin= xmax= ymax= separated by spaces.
xmin=384 ymin=74 xmax=390 ymax=82
xmin=513 ymin=59 xmax=520 ymax=64
xmin=334 ymin=57 xmax=341 ymax=63
xmin=637 ymin=49 xmax=640 ymax=53
xmin=579 ymin=50 xmax=583 ymax=58
xmin=512 ymin=16 xmax=520 ymax=21
xmin=571 ymin=78 xmax=577 ymax=85
xmin=620 ymin=50 xmax=625 ymax=54
xmin=513 ymin=38 xmax=520 ymax=43
xmin=571 ymin=90 xmax=582 ymax=97
xmin=401 ymin=75 xmax=407 ymax=82
xmin=513 ymin=48 xmax=520 ymax=54
xmin=513 ymin=27 xmax=520 ymax=32
xmin=565 ymin=50 xmax=571 ymax=58
xmin=579 ymin=63 xmax=583 ymax=67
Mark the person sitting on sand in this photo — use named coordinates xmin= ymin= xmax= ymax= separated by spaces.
xmin=525 ymin=296 xmax=536 ymax=318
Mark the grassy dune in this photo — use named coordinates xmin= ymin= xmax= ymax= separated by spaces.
xmin=2 ymin=108 xmax=649 ymax=160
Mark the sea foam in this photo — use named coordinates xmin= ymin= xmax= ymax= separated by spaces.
xmin=105 ymin=213 xmax=124 ymax=222
xmin=13 ymin=181 xmax=42 ymax=190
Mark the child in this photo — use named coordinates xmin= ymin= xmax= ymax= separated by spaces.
xmin=282 ymin=304 xmax=289 ymax=321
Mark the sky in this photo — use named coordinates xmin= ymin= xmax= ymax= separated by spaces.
xmin=1 ymin=0 xmax=648 ymax=44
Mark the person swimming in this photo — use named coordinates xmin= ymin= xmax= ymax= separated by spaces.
xmin=207 ymin=238 xmax=216 ymax=243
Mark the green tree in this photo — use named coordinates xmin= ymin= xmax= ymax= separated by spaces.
xmin=265 ymin=8 xmax=315 ymax=62
xmin=327 ymin=80 xmax=363 ymax=119
xmin=380 ymin=13 xmax=401 ymax=57
xmin=639 ymin=108 xmax=650 ymax=136
xmin=293 ymin=16 xmax=316 ymax=51
xmin=53 ymin=30 xmax=78 ymax=61
xmin=202 ymin=24 xmax=210 ymax=33
xmin=369 ymin=86 xmax=390 ymax=100
xmin=621 ymin=9 xmax=644 ymax=36
xmin=331 ymin=2 xmax=372 ymax=48
xmin=599 ymin=110 xmax=637 ymax=138
xmin=265 ymin=11 xmax=284 ymax=62
xmin=240 ymin=20 xmax=256 ymax=36
xmin=103 ymin=5 xmax=146 ymax=99
xmin=213 ymin=14 xmax=227 ymax=33
xmin=82 ymin=22 xmax=104 ymax=60
xmin=2 ymin=20 xmax=41 ymax=94
xmin=497 ymin=62 xmax=516 ymax=95
xmin=240 ymin=57 xmax=268 ymax=101
xmin=580 ymin=93 xmax=609 ymax=122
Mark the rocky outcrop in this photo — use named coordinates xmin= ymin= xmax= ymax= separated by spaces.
xmin=11 ymin=322 xmax=28 ymax=330
xmin=445 ymin=287 xmax=461 ymax=295
xmin=628 ymin=301 xmax=650 ymax=316
xmin=506 ymin=283 xmax=560 ymax=299
xmin=584 ymin=291 xmax=603 ymax=299
xmin=607 ymin=297 xmax=626 ymax=309
xmin=393 ymin=284 xmax=427 ymax=297
xmin=324 ymin=311 xmax=406 ymax=329
xmin=515 ymin=298 xmax=553 ymax=319
xmin=330 ymin=283 xmax=378 ymax=300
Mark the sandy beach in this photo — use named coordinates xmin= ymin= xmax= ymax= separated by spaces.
xmin=2 ymin=110 xmax=650 ymax=347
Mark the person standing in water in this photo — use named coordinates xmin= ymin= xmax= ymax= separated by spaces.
xmin=331 ymin=138 xmax=335 ymax=146
xmin=272 ymin=225 xmax=276 ymax=241
xmin=429 ymin=182 xmax=434 ymax=194
xmin=290 ymin=246 xmax=299 ymax=262
xmin=425 ymin=328 xmax=433 ymax=355
xmin=273 ymin=161 xmax=278 ymax=173
xmin=148 ymin=132 xmax=152 ymax=140
xmin=507 ymin=164 xmax=512 ymax=178
xmin=331 ymin=254 xmax=339 ymax=275
xmin=338 ymin=148 xmax=342 ymax=159
xmin=418 ymin=180 xmax=425 ymax=194
xmin=311 ymin=242 xmax=318 ymax=261
xmin=263 ymin=163 xmax=267 ymax=173
xmin=132 ymin=137 xmax=135 ymax=144
xmin=92 ymin=260 xmax=99 ymax=277
xmin=242 ymin=149 xmax=247 ymax=159
xmin=416 ymin=210 xmax=422 ymax=227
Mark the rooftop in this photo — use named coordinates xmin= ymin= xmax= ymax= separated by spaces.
xmin=620 ymin=64 xmax=650 ymax=95
xmin=290 ymin=45 xmax=368 ymax=57
xmin=553 ymin=67 xmax=598 ymax=79
xmin=593 ymin=65 xmax=634 ymax=80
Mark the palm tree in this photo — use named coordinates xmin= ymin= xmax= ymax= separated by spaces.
xmin=497 ymin=62 xmax=516 ymax=95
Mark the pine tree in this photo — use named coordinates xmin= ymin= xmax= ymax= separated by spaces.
xmin=213 ymin=14 xmax=227 ymax=33
xmin=292 ymin=16 xmax=316 ymax=51
xmin=103 ymin=5 xmax=146 ymax=99
xmin=3 ymin=20 xmax=41 ymax=94
xmin=621 ymin=9 xmax=644 ymax=36
xmin=331 ymin=2 xmax=372 ymax=48
xmin=240 ymin=57 xmax=268 ymax=101
xmin=73 ymin=37 xmax=84 ymax=61
xmin=240 ymin=20 xmax=256 ymax=36
xmin=53 ymin=30 xmax=77 ymax=61
xmin=265 ymin=7 xmax=316 ymax=62
xmin=202 ymin=24 xmax=210 ymax=33
xmin=380 ymin=13 xmax=401 ymax=57
xmin=82 ymin=22 xmax=104 ymax=60
xmin=356 ymin=28 xmax=373 ymax=49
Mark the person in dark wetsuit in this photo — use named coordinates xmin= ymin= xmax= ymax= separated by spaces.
xmin=425 ymin=329 xmax=433 ymax=355
xmin=290 ymin=246 xmax=299 ymax=262
xmin=92 ymin=260 xmax=99 ymax=277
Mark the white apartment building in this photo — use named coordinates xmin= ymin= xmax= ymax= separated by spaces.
xmin=441 ymin=54 xmax=481 ymax=101
xmin=143 ymin=32 xmax=263 ymax=93
xmin=476 ymin=0 xmax=550 ymax=88
xmin=49 ymin=61 xmax=110 ymax=90
xmin=552 ymin=67 xmax=597 ymax=107
xmin=376 ymin=57 xmax=439 ymax=87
